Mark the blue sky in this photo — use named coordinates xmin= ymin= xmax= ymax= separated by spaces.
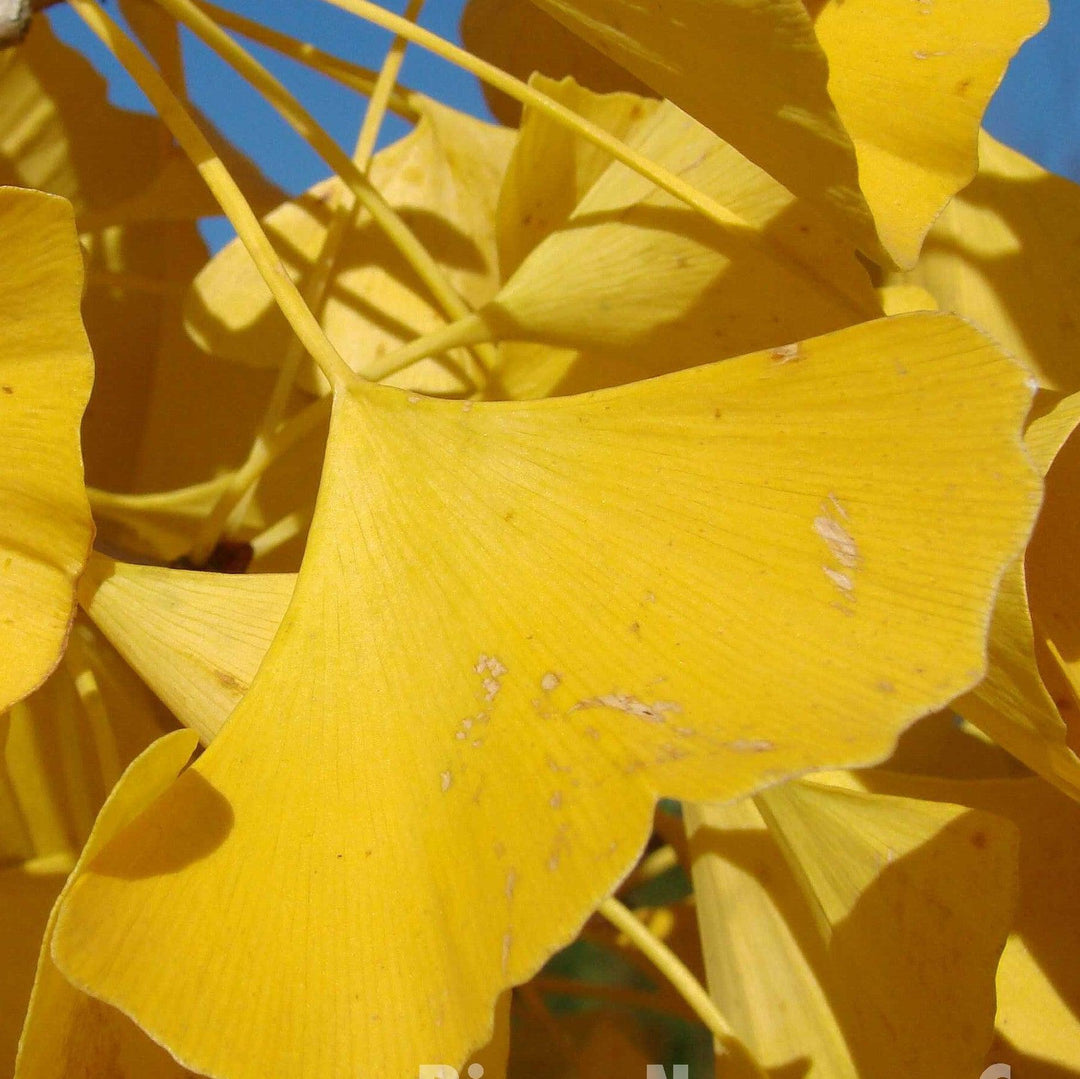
xmin=49 ymin=0 xmax=1080 ymax=250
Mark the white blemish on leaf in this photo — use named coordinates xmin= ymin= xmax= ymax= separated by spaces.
xmin=440 ymin=770 xmax=453 ymax=792
xmin=824 ymin=567 xmax=855 ymax=592
xmin=725 ymin=739 xmax=775 ymax=753
xmin=476 ymin=654 xmax=507 ymax=677
xmin=475 ymin=654 xmax=507 ymax=701
xmin=813 ymin=514 xmax=858 ymax=568
xmin=573 ymin=693 xmax=682 ymax=724
xmin=505 ymin=869 xmax=517 ymax=900
xmin=827 ymin=493 xmax=849 ymax=520
xmin=550 ymin=791 xmax=563 ymax=809
xmin=540 ymin=671 xmax=560 ymax=692
xmin=461 ymin=399 xmax=474 ymax=413
xmin=454 ymin=715 xmax=479 ymax=740
xmin=547 ymin=824 xmax=570 ymax=871
xmin=771 ymin=342 xmax=800 ymax=363
xmin=407 ymin=394 xmax=421 ymax=403
xmin=643 ymin=591 xmax=657 ymax=604
xmin=501 ymin=930 xmax=513 ymax=974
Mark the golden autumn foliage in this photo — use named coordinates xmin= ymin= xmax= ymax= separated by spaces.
xmin=0 ymin=1 xmax=1077 ymax=1077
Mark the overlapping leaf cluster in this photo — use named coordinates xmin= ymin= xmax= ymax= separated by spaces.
xmin=1 ymin=0 xmax=1078 ymax=1076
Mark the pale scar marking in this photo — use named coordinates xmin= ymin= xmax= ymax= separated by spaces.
xmin=824 ymin=567 xmax=855 ymax=592
xmin=813 ymin=514 xmax=858 ymax=568
xmin=771 ymin=342 xmax=800 ymax=363
xmin=571 ymin=693 xmax=683 ymax=724
xmin=475 ymin=653 xmax=507 ymax=701
xmin=540 ymin=671 xmax=560 ymax=692
xmin=547 ymin=824 xmax=570 ymax=871
xmin=724 ymin=739 xmax=775 ymax=752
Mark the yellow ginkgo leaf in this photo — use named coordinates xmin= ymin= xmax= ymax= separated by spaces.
xmin=14 ymin=729 xmax=200 ymax=1079
xmin=0 ymin=20 xmax=181 ymax=220
xmin=0 ymin=187 xmax=94 ymax=713
xmin=1 ymin=635 xmax=161 ymax=873
xmin=78 ymin=553 xmax=295 ymax=744
xmin=876 ymin=282 xmax=938 ymax=318
xmin=956 ymin=390 xmax=1080 ymax=800
xmin=485 ymin=89 xmax=880 ymax=390
xmin=883 ymin=708 xmax=1028 ymax=783
xmin=525 ymin=0 xmax=1046 ymax=267
xmin=496 ymin=76 xmax=660 ymax=280
xmin=0 ymin=17 xmax=280 ymax=227
xmin=79 ymin=222 xmax=213 ymax=491
xmin=0 ymin=615 xmax=175 ymax=1072
xmin=955 ymin=561 xmax=1080 ymax=798
xmin=90 ymin=475 xmax=239 ymax=565
xmin=460 ymin=0 xmax=650 ymax=126
xmin=51 ymin=313 xmax=1038 ymax=1079
xmin=838 ymin=769 xmax=1080 ymax=1075
xmin=185 ymin=97 xmax=514 ymax=394
xmin=809 ymin=0 xmax=1046 ymax=268
xmin=90 ymin=389 xmax=329 ymax=571
xmin=0 ymin=14 xmax=283 ymax=491
xmin=893 ymin=129 xmax=1080 ymax=393
xmin=686 ymin=778 xmax=1019 ymax=1078
xmin=3 ymin=617 xmax=174 ymax=865
xmin=0 ymin=858 xmax=70 ymax=1074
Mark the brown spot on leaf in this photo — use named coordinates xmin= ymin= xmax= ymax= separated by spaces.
xmin=215 ymin=669 xmax=244 ymax=692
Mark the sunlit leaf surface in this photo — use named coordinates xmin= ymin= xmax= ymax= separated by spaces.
xmin=15 ymin=730 xmax=200 ymax=1079
xmin=957 ymin=392 xmax=1080 ymax=799
xmin=53 ymin=313 xmax=1037 ymax=1079
xmin=486 ymin=80 xmax=880 ymax=395
xmin=894 ymin=129 xmax=1080 ymax=393
xmin=687 ymin=778 xmax=1018 ymax=1078
xmin=186 ymin=98 xmax=513 ymax=394
xmin=80 ymin=554 xmax=295 ymax=743
xmin=0 ymin=188 xmax=93 ymax=712
xmin=524 ymin=0 xmax=1046 ymax=265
